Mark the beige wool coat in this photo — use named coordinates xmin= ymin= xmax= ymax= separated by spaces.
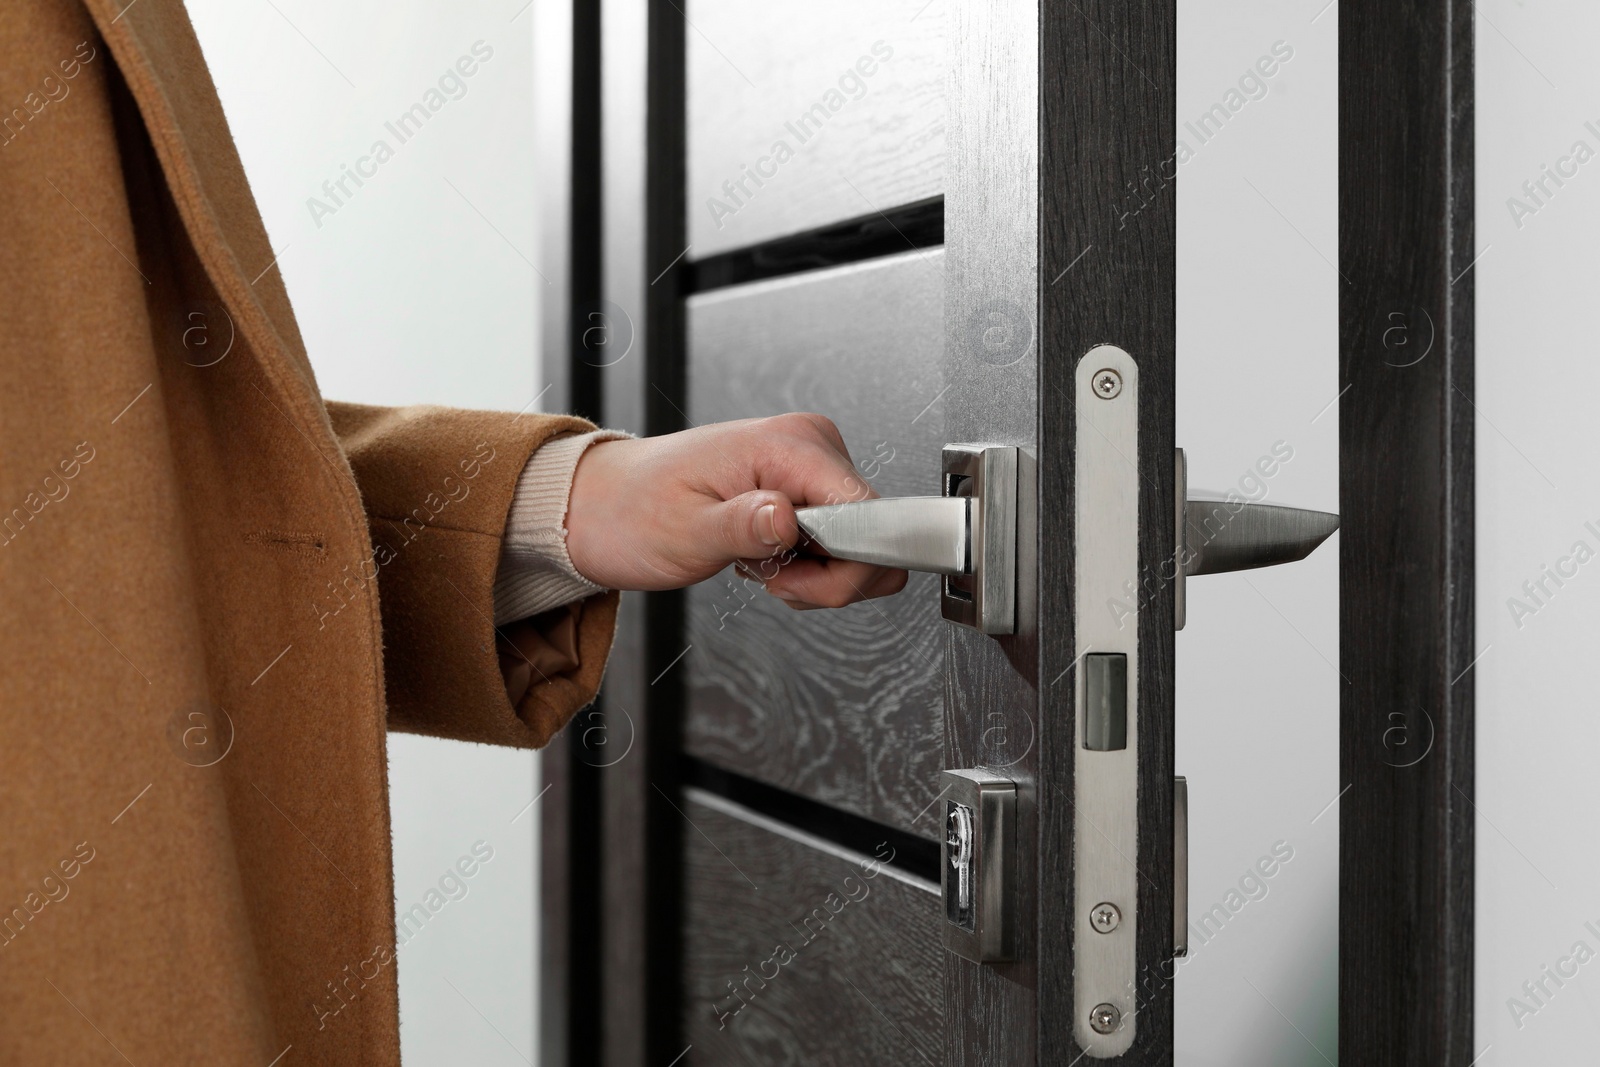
xmin=0 ymin=1 xmax=617 ymax=1062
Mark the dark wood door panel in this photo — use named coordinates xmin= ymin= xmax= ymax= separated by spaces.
xmin=686 ymin=0 xmax=945 ymax=257
xmin=684 ymin=250 xmax=946 ymax=835
xmin=680 ymin=789 xmax=942 ymax=1064
xmin=683 ymin=570 xmax=944 ymax=832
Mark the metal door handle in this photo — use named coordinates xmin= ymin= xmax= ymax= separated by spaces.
xmin=795 ymin=443 xmax=1019 ymax=635
xmin=794 ymin=496 xmax=968 ymax=576
xmin=1182 ymin=496 xmax=1340 ymax=575
xmin=1172 ymin=448 xmax=1339 ymax=628
xmin=794 ymin=446 xmax=1339 ymax=637
xmin=797 ymin=490 xmax=1337 ymax=577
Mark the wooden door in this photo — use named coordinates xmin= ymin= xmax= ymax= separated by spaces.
xmin=539 ymin=1 xmax=1180 ymax=1063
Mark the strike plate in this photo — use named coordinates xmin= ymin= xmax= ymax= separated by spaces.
xmin=1073 ymin=345 xmax=1140 ymax=1056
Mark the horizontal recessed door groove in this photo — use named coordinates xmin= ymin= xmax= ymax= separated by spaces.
xmin=680 ymin=789 xmax=944 ymax=1063
xmin=686 ymin=198 xmax=943 ymax=294
xmin=683 ymin=758 xmax=941 ymax=886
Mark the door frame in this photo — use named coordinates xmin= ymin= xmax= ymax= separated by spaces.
xmin=1338 ymin=0 xmax=1476 ymax=1062
xmin=534 ymin=0 xmax=689 ymax=1062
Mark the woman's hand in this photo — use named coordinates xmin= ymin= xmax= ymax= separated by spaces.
xmin=564 ymin=413 xmax=908 ymax=610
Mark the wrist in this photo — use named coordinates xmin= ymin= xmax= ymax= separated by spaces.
xmin=565 ymin=436 xmax=626 ymax=585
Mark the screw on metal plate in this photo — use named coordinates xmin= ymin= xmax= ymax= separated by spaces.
xmin=1090 ymin=1003 xmax=1122 ymax=1035
xmin=1090 ymin=902 xmax=1121 ymax=934
xmin=1092 ymin=368 xmax=1123 ymax=399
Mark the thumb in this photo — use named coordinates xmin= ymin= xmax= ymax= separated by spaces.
xmin=703 ymin=490 xmax=799 ymax=564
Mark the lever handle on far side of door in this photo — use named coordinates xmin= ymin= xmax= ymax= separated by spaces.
xmin=1171 ymin=447 xmax=1340 ymax=628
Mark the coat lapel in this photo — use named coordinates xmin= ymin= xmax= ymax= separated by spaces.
xmin=81 ymin=0 xmax=324 ymax=405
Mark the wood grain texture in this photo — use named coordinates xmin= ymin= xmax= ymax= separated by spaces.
xmin=593 ymin=2 xmax=1183 ymax=1063
xmin=1037 ymin=0 xmax=1178 ymax=1061
xmin=941 ymin=4 xmax=1040 ymax=1060
xmin=686 ymin=0 xmax=946 ymax=257
xmin=684 ymin=251 xmax=948 ymax=836
xmin=1339 ymin=0 xmax=1475 ymax=1062
xmin=943 ymin=0 xmax=1178 ymax=1060
xmin=680 ymin=790 xmax=943 ymax=1065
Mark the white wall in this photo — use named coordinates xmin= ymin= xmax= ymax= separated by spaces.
xmin=1175 ymin=3 xmax=1340 ymax=1063
xmin=1475 ymin=2 xmax=1600 ymax=1062
xmin=183 ymin=3 xmax=544 ymax=1063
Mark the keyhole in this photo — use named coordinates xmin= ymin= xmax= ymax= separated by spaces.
xmin=947 ymin=803 xmax=975 ymax=919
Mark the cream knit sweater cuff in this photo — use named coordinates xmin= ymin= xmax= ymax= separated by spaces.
xmin=491 ymin=429 xmax=632 ymax=626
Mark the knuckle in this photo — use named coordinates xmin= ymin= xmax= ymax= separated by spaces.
xmin=784 ymin=411 xmax=837 ymax=444
xmin=770 ymin=411 xmax=813 ymax=435
xmin=806 ymin=412 xmax=840 ymax=437
xmin=818 ymin=584 xmax=855 ymax=609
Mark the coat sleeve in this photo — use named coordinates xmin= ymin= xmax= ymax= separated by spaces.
xmin=325 ymin=400 xmax=620 ymax=749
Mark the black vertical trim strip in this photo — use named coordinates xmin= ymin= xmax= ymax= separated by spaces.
xmin=569 ymin=0 xmax=604 ymax=424
xmin=567 ymin=0 xmax=604 ymax=1063
xmin=643 ymin=0 xmax=688 ymax=1057
xmin=1039 ymin=2 xmax=1177 ymax=1062
xmin=1340 ymin=0 xmax=1474 ymax=1062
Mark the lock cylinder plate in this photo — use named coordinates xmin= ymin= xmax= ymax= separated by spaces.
xmin=939 ymin=769 xmax=1016 ymax=962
